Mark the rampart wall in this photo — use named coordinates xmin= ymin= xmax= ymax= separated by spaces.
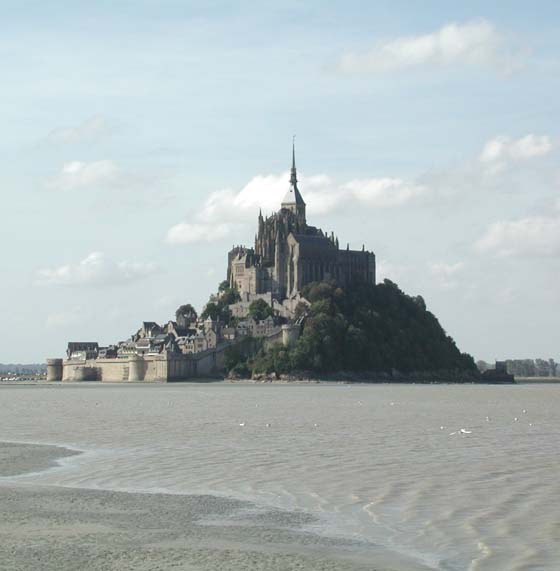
xmin=57 ymin=342 xmax=232 ymax=383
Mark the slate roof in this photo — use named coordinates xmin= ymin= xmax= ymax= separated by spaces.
xmin=292 ymin=234 xmax=337 ymax=259
xmin=281 ymin=183 xmax=305 ymax=206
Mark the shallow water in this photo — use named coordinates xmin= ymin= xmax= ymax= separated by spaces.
xmin=1 ymin=382 xmax=559 ymax=570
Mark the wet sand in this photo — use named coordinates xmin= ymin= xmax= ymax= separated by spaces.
xmin=0 ymin=442 xmax=79 ymax=477
xmin=0 ymin=442 xmax=406 ymax=571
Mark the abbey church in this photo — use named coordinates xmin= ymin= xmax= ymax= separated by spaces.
xmin=227 ymin=144 xmax=376 ymax=301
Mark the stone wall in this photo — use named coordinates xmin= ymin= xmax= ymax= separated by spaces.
xmin=229 ymin=292 xmax=275 ymax=318
xmin=58 ymin=342 xmax=233 ymax=383
xmin=63 ymin=358 xmax=131 ymax=382
xmin=56 ymin=331 xmax=298 ymax=383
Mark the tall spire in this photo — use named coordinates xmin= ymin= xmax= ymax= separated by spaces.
xmin=290 ymin=135 xmax=297 ymax=188
xmin=281 ymin=136 xmax=306 ymax=211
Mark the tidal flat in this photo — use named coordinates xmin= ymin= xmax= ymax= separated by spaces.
xmin=0 ymin=479 xmax=384 ymax=571
xmin=1 ymin=382 xmax=559 ymax=570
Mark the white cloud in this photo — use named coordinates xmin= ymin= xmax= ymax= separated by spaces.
xmin=195 ymin=173 xmax=340 ymax=224
xmin=336 ymin=20 xmax=523 ymax=75
xmin=342 ymin=178 xmax=427 ymax=207
xmin=47 ymin=160 xmax=120 ymax=191
xmin=37 ymin=252 xmax=158 ymax=286
xmin=44 ymin=116 xmax=111 ymax=145
xmin=165 ymin=222 xmax=232 ymax=245
xmin=167 ymin=172 xmax=426 ymax=245
xmin=476 ymin=216 xmax=560 ymax=257
xmin=480 ymin=134 xmax=552 ymax=164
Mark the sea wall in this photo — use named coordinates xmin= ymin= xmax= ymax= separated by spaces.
xmin=58 ymin=342 xmax=232 ymax=383
xmin=63 ymin=358 xmax=134 ymax=382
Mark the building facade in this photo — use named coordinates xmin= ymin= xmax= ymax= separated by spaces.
xmin=228 ymin=144 xmax=376 ymax=301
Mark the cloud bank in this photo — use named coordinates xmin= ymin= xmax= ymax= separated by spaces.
xmin=47 ymin=160 xmax=120 ymax=191
xmin=337 ymin=20 xmax=524 ymax=75
xmin=37 ymin=252 xmax=158 ymax=286
xmin=166 ymin=172 xmax=427 ymax=245
xmin=476 ymin=216 xmax=560 ymax=257
xmin=480 ymin=134 xmax=552 ymax=164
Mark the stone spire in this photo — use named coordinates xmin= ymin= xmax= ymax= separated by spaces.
xmin=290 ymin=137 xmax=297 ymax=188
xmin=281 ymin=137 xmax=306 ymax=208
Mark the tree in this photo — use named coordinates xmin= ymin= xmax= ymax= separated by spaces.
xmin=248 ymin=299 xmax=274 ymax=321
xmin=221 ymin=287 xmax=241 ymax=305
xmin=175 ymin=304 xmax=197 ymax=323
xmin=201 ymin=301 xmax=232 ymax=324
xmin=240 ymin=280 xmax=478 ymax=376
xmin=217 ymin=280 xmax=241 ymax=305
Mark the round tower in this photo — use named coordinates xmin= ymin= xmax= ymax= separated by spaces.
xmin=128 ymin=354 xmax=143 ymax=381
xmin=46 ymin=358 xmax=63 ymax=382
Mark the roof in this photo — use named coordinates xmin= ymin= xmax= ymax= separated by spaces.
xmin=173 ymin=327 xmax=191 ymax=337
xmin=67 ymin=342 xmax=99 ymax=349
xmin=281 ymin=184 xmax=305 ymax=206
xmin=292 ymin=234 xmax=337 ymax=258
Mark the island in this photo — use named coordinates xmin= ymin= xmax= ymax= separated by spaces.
xmin=47 ymin=143 xmax=480 ymax=383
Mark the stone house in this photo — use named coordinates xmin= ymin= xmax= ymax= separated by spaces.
xmin=67 ymin=342 xmax=99 ymax=360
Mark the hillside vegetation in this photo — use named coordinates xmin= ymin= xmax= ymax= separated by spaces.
xmin=226 ymin=280 xmax=478 ymax=379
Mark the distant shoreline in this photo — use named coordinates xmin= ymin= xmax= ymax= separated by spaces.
xmin=514 ymin=376 xmax=560 ymax=383
xmin=4 ymin=376 xmax=559 ymax=386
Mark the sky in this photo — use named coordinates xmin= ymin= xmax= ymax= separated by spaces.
xmin=1 ymin=0 xmax=559 ymax=363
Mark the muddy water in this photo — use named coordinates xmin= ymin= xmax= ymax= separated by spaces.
xmin=1 ymin=382 xmax=558 ymax=570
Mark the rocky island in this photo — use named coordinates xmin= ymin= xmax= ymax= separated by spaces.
xmin=48 ymin=144 xmax=478 ymax=383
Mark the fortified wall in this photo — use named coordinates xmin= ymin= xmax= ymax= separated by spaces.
xmin=47 ymin=344 xmax=229 ymax=383
xmin=47 ymin=326 xmax=299 ymax=383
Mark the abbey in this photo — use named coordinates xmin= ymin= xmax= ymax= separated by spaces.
xmin=228 ymin=144 xmax=376 ymax=301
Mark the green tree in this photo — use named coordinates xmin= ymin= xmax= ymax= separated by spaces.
xmin=201 ymin=301 xmax=232 ymax=324
xmin=225 ymin=279 xmax=478 ymax=378
xmin=248 ymin=299 xmax=274 ymax=321
xmin=221 ymin=287 xmax=241 ymax=305
xmin=217 ymin=280 xmax=241 ymax=305
xmin=175 ymin=304 xmax=197 ymax=322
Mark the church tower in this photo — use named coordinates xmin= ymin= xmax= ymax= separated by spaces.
xmin=281 ymin=139 xmax=306 ymax=228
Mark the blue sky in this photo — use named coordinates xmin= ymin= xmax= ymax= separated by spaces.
xmin=1 ymin=1 xmax=559 ymax=362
